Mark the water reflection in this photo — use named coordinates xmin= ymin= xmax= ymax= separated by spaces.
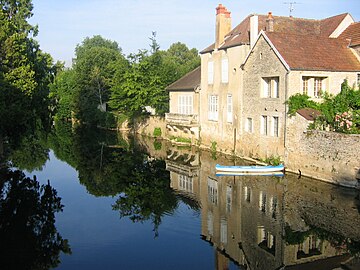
xmin=5 ymin=122 xmax=359 ymax=269
xmin=0 ymin=166 xmax=71 ymax=269
xmin=48 ymin=122 xmax=201 ymax=237
xmin=161 ymin=139 xmax=360 ymax=269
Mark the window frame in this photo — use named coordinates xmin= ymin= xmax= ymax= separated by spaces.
xmin=262 ymin=77 xmax=279 ymax=98
xmin=178 ymin=95 xmax=193 ymax=115
xmin=272 ymin=116 xmax=279 ymax=137
xmin=208 ymin=95 xmax=219 ymax=121
xmin=246 ymin=117 xmax=253 ymax=133
xmin=261 ymin=115 xmax=268 ymax=135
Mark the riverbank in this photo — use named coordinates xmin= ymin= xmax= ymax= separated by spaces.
xmin=132 ymin=115 xmax=360 ymax=189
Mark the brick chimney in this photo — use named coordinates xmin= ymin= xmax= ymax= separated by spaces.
xmin=266 ymin=12 xmax=274 ymax=32
xmin=215 ymin=4 xmax=231 ymax=49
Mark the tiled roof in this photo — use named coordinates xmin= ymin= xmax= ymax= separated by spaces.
xmin=320 ymin=13 xmax=349 ymax=36
xmin=338 ymin=22 xmax=360 ymax=47
xmin=297 ymin=108 xmax=321 ymax=121
xmin=201 ymin=13 xmax=350 ymax=53
xmin=166 ymin=66 xmax=201 ymax=91
xmin=266 ymin=31 xmax=360 ymax=71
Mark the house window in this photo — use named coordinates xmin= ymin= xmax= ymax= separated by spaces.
xmin=179 ymin=174 xmax=193 ymax=192
xmin=208 ymin=95 xmax=218 ymax=121
xmin=244 ymin=186 xmax=251 ymax=202
xmin=221 ymin=57 xmax=229 ymax=83
xmin=178 ymin=95 xmax=193 ymax=115
xmin=261 ymin=115 xmax=268 ymax=135
xmin=357 ymin=74 xmax=360 ymax=88
xmin=259 ymin=191 xmax=267 ymax=212
xmin=227 ymin=94 xmax=232 ymax=123
xmin=246 ymin=117 xmax=253 ymax=133
xmin=314 ymin=78 xmax=323 ymax=98
xmin=208 ymin=61 xmax=214 ymax=84
xmin=262 ymin=77 xmax=279 ymax=98
xmin=220 ymin=219 xmax=228 ymax=244
xmin=302 ymin=77 xmax=309 ymax=95
xmin=272 ymin=116 xmax=279 ymax=137
xmin=208 ymin=177 xmax=218 ymax=206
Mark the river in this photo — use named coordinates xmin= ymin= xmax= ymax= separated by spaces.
xmin=1 ymin=123 xmax=359 ymax=269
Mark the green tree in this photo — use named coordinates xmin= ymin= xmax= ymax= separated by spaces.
xmin=49 ymin=68 xmax=76 ymax=121
xmin=109 ymin=37 xmax=200 ymax=118
xmin=71 ymin=35 xmax=128 ymax=125
xmin=0 ymin=0 xmax=54 ymax=155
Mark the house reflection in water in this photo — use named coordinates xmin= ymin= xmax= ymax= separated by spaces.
xmin=165 ymin=146 xmax=360 ymax=270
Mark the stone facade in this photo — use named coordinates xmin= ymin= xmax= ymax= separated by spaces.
xmin=240 ymin=35 xmax=288 ymax=159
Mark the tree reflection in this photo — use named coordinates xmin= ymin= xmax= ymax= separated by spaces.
xmin=48 ymin=122 xmax=199 ymax=236
xmin=0 ymin=167 xmax=71 ymax=270
xmin=112 ymin=158 xmax=176 ymax=237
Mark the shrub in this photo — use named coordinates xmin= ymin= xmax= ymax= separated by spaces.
xmin=153 ymin=127 xmax=162 ymax=137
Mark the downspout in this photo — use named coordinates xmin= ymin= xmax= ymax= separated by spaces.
xmin=284 ymin=70 xmax=290 ymax=161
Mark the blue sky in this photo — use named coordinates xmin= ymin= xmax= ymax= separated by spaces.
xmin=30 ymin=0 xmax=360 ymax=66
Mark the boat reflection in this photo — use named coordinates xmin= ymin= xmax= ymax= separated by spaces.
xmin=163 ymin=141 xmax=360 ymax=270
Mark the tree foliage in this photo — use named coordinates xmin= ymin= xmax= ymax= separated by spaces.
xmin=287 ymin=80 xmax=360 ymax=133
xmin=109 ymin=38 xmax=200 ymax=118
xmin=71 ymin=35 xmax=128 ymax=125
xmin=0 ymin=0 xmax=54 ymax=150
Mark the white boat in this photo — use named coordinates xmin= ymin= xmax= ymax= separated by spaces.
xmin=216 ymin=171 xmax=284 ymax=177
xmin=215 ymin=164 xmax=284 ymax=173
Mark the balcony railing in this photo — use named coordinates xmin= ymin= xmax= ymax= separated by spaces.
xmin=165 ymin=113 xmax=199 ymax=126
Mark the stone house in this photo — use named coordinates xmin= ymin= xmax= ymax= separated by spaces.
xmin=241 ymin=12 xmax=360 ymax=159
xmin=165 ymin=4 xmax=360 ymax=185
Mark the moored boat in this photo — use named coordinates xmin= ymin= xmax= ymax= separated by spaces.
xmin=216 ymin=171 xmax=284 ymax=177
xmin=215 ymin=164 xmax=284 ymax=173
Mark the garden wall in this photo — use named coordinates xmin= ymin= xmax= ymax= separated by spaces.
xmin=286 ymin=114 xmax=360 ymax=188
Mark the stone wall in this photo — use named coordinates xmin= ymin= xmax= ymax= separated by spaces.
xmin=134 ymin=116 xmax=167 ymax=138
xmin=286 ymin=114 xmax=360 ymax=188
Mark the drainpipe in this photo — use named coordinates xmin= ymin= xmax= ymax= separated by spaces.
xmin=284 ymin=70 xmax=290 ymax=160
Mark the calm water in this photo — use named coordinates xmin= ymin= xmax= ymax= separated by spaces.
xmin=1 ymin=124 xmax=360 ymax=269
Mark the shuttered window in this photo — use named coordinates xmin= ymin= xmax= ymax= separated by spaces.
xmin=178 ymin=95 xmax=193 ymax=115
xmin=208 ymin=95 xmax=219 ymax=121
